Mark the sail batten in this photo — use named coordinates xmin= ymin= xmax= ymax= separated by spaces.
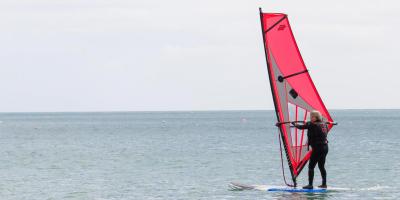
xmin=259 ymin=8 xmax=334 ymax=186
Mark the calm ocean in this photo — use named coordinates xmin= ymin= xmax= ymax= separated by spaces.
xmin=0 ymin=110 xmax=398 ymax=199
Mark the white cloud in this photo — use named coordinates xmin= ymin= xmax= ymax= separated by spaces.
xmin=0 ymin=0 xmax=399 ymax=111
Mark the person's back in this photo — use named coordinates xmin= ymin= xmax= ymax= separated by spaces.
xmin=306 ymin=121 xmax=328 ymax=148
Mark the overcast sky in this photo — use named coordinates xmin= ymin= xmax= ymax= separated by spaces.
xmin=0 ymin=0 xmax=399 ymax=112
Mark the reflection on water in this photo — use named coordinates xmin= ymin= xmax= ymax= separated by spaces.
xmin=271 ymin=192 xmax=330 ymax=200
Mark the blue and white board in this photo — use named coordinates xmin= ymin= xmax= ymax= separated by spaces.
xmin=229 ymin=182 xmax=327 ymax=193
xmin=267 ymin=187 xmax=326 ymax=193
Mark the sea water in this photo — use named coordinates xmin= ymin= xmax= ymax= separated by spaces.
xmin=0 ymin=110 xmax=398 ymax=199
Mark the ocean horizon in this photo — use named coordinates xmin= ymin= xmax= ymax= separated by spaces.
xmin=1 ymin=108 xmax=399 ymax=113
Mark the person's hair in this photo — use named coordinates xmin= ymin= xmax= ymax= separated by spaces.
xmin=310 ymin=110 xmax=322 ymax=121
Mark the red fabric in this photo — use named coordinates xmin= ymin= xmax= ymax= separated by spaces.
xmin=261 ymin=13 xmax=333 ymax=177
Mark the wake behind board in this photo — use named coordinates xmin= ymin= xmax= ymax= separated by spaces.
xmin=229 ymin=182 xmax=327 ymax=193
xmin=229 ymin=182 xmax=257 ymax=190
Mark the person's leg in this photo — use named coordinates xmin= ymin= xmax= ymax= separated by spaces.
xmin=317 ymin=155 xmax=326 ymax=185
xmin=317 ymin=145 xmax=328 ymax=187
xmin=308 ymin=150 xmax=318 ymax=186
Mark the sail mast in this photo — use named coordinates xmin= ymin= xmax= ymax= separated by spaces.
xmin=259 ymin=8 xmax=297 ymax=187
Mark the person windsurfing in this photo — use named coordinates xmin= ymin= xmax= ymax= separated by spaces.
xmin=292 ymin=110 xmax=329 ymax=189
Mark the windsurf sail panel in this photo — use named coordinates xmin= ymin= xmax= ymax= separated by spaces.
xmin=259 ymin=8 xmax=335 ymax=186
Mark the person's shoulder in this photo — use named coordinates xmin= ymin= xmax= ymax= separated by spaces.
xmin=316 ymin=121 xmax=328 ymax=128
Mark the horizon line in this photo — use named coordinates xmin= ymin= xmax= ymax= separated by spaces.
xmin=0 ymin=108 xmax=399 ymax=114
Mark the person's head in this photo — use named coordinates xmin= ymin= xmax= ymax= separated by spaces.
xmin=310 ymin=110 xmax=322 ymax=122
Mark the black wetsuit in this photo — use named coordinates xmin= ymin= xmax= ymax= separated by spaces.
xmin=295 ymin=121 xmax=329 ymax=186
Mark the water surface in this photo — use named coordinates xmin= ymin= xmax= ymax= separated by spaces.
xmin=0 ymin=110 xmax=398 ymax=199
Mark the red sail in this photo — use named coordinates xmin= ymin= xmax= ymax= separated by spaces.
xmin=259 ymin=9 xmax=334 ymax=184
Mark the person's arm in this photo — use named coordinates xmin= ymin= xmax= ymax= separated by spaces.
xmin=292 ymin=122 xmax=309 ymax=130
